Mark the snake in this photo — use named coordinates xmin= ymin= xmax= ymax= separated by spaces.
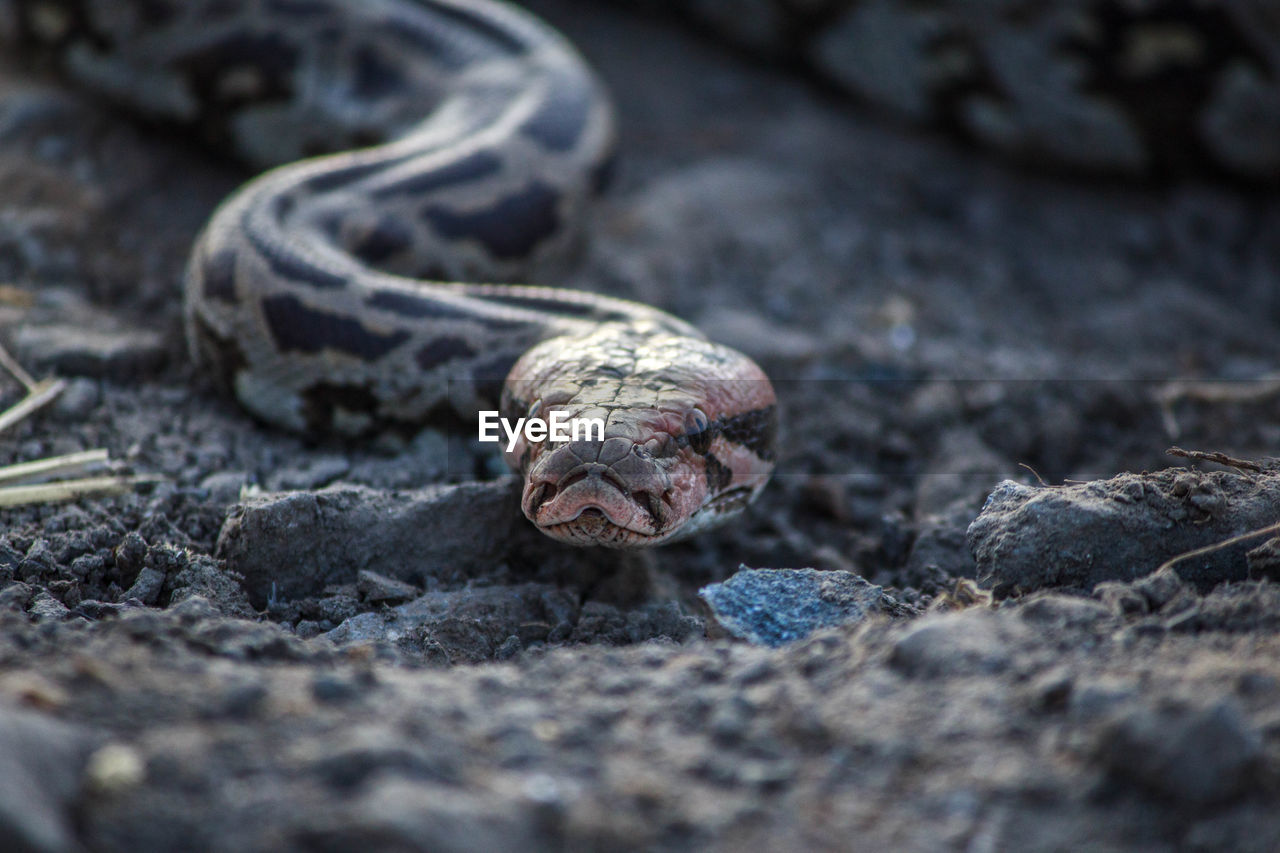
xmin=3 ymin=0 xmax=778 ymax=548
xmin=616 ymin=0 xmax=1280 ymax=182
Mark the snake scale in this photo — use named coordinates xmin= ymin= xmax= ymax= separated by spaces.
xmin=4 ymin=0 xmax=779 ymax=548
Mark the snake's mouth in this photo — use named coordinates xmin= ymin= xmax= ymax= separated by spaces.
xmin=522 ymin=463 xmax=674 ymax=548
xmin=542 ymin=511 xmax=658 ymax=548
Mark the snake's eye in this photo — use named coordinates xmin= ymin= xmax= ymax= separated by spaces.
xmin=683 ymin=408 xmax=713 ymax=453
xmin=683 ymin=408 xmax=709 ymax=436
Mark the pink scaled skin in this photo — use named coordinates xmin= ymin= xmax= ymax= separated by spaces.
xmin=501 ymin=322 xmax=776 ymax=548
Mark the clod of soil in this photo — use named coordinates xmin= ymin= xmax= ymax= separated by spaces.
xmin=969 ymin=468 xmax=1280 ymax=593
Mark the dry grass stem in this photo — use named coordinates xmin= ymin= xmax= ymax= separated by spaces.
xmin=1166 ymin=446 xmax=1267 ymax=473
xmin=0 ymin=377 xmax=66 ymax=435
xmin=1153 ymin=520 xmax=1280 ymax=577
xmin=0 ymin=475 xmax=162 ymax=508
xmin=0 ymin=340 xmax=37 ymax=391
xmin=0 ymin=449 xmax=111 ymax=486
xmin=1156 ymin=376 xmax=1280 ymax=438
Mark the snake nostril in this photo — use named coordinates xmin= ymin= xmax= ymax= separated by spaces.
xmin=529 ymin=482 xmax=556 ymax=510
xmin=636 ymin=490 xmax=669 ymax=527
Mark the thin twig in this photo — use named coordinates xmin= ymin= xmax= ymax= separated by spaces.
xmin=1018 ymin=462 xmax=1049 ymax=486
xmin=0 ymin=377 xmax=66 ymax=434
xmin=1157 ymin=376 xmax=1280 ymax=439
xmin=0 ymin=449 xmax=110 ymax=486
xmin=0 ymin=341 xmax=36 ymax=391
xmin=0 ymin=475 xmax=162 ymax=508
xmin=1153 ymin=520 xmax=1280 ymax=576
xmin=1167 ymin=446 xmax=1267 ymax=473
xmin=1157 ymin=376 xmax=1280 ymax=407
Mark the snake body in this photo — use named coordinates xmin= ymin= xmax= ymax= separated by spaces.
xmin=643 ymin=0 xmax=1280 ymax=182
xmin=6 ymin=0 xmax=778 ymax=548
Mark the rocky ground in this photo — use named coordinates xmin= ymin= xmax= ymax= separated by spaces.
xmin=0 ymin=1 xmax=1278 ymax=850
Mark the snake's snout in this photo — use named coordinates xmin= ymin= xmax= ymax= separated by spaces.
xmin=522 ymin=439 xmax=675 ymax=544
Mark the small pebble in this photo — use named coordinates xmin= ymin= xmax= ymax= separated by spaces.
xmin=199 ymin=471 xmax=251 ymax=504
xmin=495 ymin=635 xmax=522 ymax=660
xmin=123 ymin=567 xmax=165 ymax=606
xmin=266 ymin=455 xmax=350 ymax=491
xmin=28 ymin=591 xmax=69 ymax=622
xmin=699 ymin=567 xmax=892 ymax=647
xmin=356 ymin=570 xmax=419 ymax=605
xmin=83 ymin=744 xmax=146 ymax=796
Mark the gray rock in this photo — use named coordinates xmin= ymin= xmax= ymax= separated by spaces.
xmin=294 ymin=620 xmax=322 ymax=640
xmin=68 ymin=553 xmax=103 ymax=580
xmin=1131 ymin=566 xmax=1188 ymax=611
xmin=112 ymin=532 xmax=147 ymax=575
xmin=199 ymin=471 xmax=250 ymax=505
xmin=27 ymin=591 xmax=69 ymax=622
xmin=356 ymin=570 xmax=419 ymax=605
xmin=265 ymin=455 xmax=350 ymax=491
xmin=968 ymin=471 xmax=1280 ymax=592
xmin=1095 ymin=566 xmax=1191 ymax=617
xmin=494 ymin=635 xmax=522 ymax=660
xmin=323 ymin=583 xmax=579 ymax=664
xmin=888 ymin=609 xmax=1020 ymax=677
xmin=123 ymin=566 xmax=165 ymax=606
xmin=699 ymin=567 xmax=894 ymax=647
xmin=0 ymin=705 xmax=94 ymax=853
xmin=168 ymin=558 xmax=255 ymax=619
xmin=1246 ymin=535 xmax=1280 ymax=583
xmin=321 ymin=612 xmax=386 ymax=646
xmin=19 ymin=539 xmax=55 ymax=582
xmin=1094 ymin=697 xmax=1263 ymax=807
xmin=217 ymin=479 xmax=529 ymax=606
xmin=0 ymin=582 xmax=33 ymax=611
xmin=0 ymin=541 xmax=22 ymax=574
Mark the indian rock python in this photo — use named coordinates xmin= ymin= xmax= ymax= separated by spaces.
xmin=3 ymin=0 xmax=778 ymax=548
xmin=634 ymin=0 xmax=1280 ymax=183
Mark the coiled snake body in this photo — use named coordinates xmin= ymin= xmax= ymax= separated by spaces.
xmin=7 ymin=0 xmax=778 ymax=548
